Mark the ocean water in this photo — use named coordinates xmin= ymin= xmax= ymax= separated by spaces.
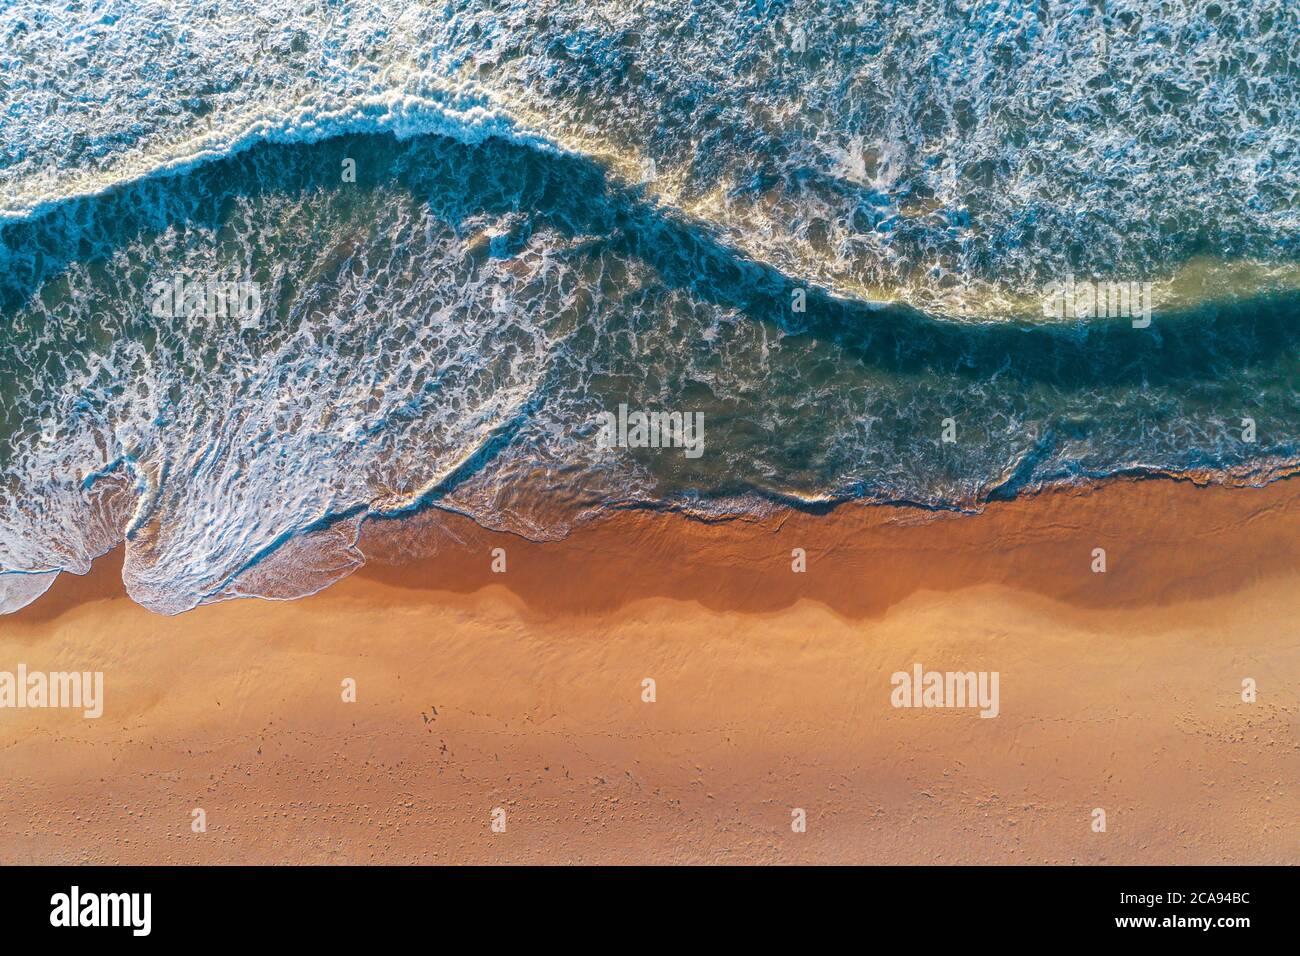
xmin=1 ymin=0 xmax=1298 ymax=614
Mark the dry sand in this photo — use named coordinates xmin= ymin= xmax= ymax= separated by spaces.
xmin=1 ymin=477 xmax=1297 ymax=864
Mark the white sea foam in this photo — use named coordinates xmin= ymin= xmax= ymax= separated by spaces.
xmin=3 ymin=0 xmax=1296 ymax=311
xmin=1 ymin=0 xmax=1297 ymax=617
xmin=0 ymin=570 xmax=59 ymax=614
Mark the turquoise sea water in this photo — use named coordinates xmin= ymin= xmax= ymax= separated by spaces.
xmin=1 ymin=1 xmax=1298 ymax=613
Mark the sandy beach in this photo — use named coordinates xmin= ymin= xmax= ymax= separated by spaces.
xmin=1 ymin=477 xmax=1297 ymax=864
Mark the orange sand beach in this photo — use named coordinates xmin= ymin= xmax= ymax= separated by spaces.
xmin=1 ymin=477 xmax=1297 ymax=864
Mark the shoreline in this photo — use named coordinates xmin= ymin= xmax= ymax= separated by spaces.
xmin=12 ymin=466 xmax=1300 ymax=623
xmin=2 ymin=477 xmax=1297 ymax=863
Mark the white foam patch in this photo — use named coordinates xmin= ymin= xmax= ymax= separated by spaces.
xmin=0 ymin=570 xmax=59 ymax=615
xmin=3 ymin=1 xmax=1295 ymax=313
xmin=2 ymin=0 xmax=1297 ymax=617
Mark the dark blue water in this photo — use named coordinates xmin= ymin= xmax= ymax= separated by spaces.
xmin=1 ymin=0 xmax=1297 ymax=614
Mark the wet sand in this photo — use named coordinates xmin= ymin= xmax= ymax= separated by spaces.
xmin=1 ymin=477 xmax=1297 ymax=864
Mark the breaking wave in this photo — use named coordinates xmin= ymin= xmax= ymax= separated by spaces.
xmin=1 ymin=0 xmax=1298 ymax=614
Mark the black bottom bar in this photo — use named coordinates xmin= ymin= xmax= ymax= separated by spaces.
xmin=0 ymin=865 xmax=1287 ymax=943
